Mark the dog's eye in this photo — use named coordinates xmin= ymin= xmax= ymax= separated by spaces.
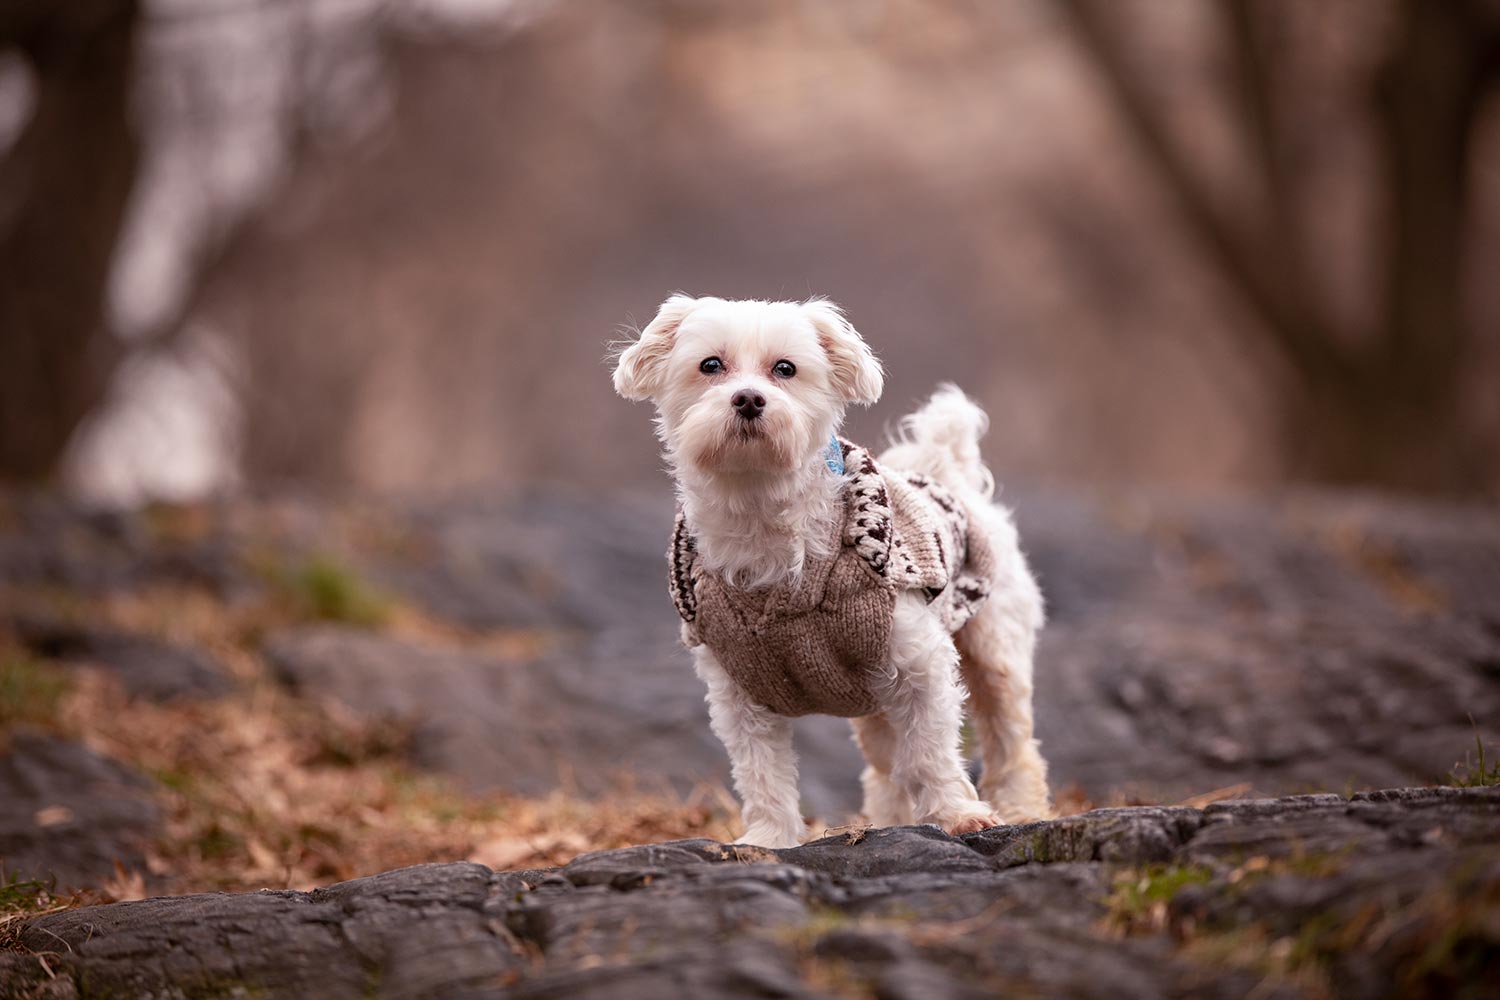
xmin=699 ymin=357 xmax=724 ymax=375
xmin=772 ymin=360 xmax=796 ymax=378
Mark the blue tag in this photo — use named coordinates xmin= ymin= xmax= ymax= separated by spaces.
xmin=824 ymin=434 xmax=845 ymax=475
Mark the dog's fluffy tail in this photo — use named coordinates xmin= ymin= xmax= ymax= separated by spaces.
xmin=879 ymin=383 xmax=995 ymax=501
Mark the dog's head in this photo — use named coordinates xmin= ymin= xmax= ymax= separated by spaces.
xmin=613 ymin=295 xmax=884 ymax=476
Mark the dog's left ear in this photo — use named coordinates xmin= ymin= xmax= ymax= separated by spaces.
xmin=803 ymin=298 xmax=884 ymax=405
xmin=614 ymin=294 xmax=699 ymax=401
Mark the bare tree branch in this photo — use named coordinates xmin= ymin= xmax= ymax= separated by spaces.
xmin=1057 ymin=0 xmax=1357 ymax=387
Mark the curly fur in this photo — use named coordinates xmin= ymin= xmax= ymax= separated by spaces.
xmin=612 ymin=294 xmax=1051 ymax=846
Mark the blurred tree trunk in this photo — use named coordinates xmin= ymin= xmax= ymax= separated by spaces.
xmin=1061 ymin=0 xmax=1500 ymax=494
xmin=1344 ymin=0 xmax=1496 ymax=491
xmin=0 ymin=1 xmax=141 ymax=482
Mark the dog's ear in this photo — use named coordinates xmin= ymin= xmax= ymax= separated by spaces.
xmin=614 ymin=294 xmax=698 ymax=401
xmin=803 ymin=298 xmax=884 ymax=405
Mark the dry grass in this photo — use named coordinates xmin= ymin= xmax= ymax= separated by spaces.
xmin=0 ymin=873 xmax=94 ymax=954
xmin=55 ymin=668 xmax=738 ymax=897
xmin=3 ymin=581 xmax=738 ymax=903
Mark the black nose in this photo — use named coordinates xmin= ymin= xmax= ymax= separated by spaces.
xmin=732 ymin=390 xmax=766 ymax=420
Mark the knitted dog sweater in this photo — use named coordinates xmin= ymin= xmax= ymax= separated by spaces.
xmin=669 ymin=439 xmax=996 ymax=718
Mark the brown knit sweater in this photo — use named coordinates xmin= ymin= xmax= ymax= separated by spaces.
xmin=668 ymin=440 xmax=995 ymax=718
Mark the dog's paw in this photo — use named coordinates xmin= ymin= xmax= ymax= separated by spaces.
xmin=740 ymin=824 xmax=804 ymax=850
xmin=933 ymin=805 xmax=1003 ymax=836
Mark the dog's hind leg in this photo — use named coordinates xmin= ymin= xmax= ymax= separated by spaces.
xmin=954 ymin=527 xmax=1052 ymax=822
xmin=850 ymin=713 xmax=914 ymax=827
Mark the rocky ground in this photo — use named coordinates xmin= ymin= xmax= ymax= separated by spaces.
xmin=1 ymin=485 xmax=1498 ymax=997
xmin=3 ymin=786 xmax=1497 ymax=999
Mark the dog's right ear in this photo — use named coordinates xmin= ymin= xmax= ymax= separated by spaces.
xmin=613 ymin=294 xmax=698 ymax=401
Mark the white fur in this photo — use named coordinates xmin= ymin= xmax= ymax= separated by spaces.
xmin=613 ymin=295 xmax=1051 ymax=847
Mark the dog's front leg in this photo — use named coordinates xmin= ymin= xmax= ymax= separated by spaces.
xmin=692 ymin=646 xmax=805 ymax=848
xmin=878 ymin=593 xmax=1002 ymax=836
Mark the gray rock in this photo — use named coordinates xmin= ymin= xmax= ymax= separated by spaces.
xmin=364 ymin=489 xmax=876 ymax=813
xmin=7 ymin=788 xmax=1497 ymax=999
xmin=779 ymin=825 xmax=996 ymax=877
xmin=242 ymin=485 xmax=1500 ymax=825
xmin=17 ymin=486 xmax=1488 ymax=821
xmin=367 ymin=487 xmax=1500 ymax=811
xmin=0 ymin=732 xmax=161 ymax=890
xmin=1022 ymin=490 xmax=1500 ymax=804
xmin=833 ymin=863 xmax=1111 ymax=926
xmin=558 ymin=838 xmax=736 ymax=887
xmin=0 ymin=494 xmax=252 ymax=598
xmin=1183 ymin=785 xmax=1500 ymax=863
xmin=501 ymin=940 xmax=822 ymax=1000
xmin=382 ymin=490 xmax=676 ymax=633
xmin=5 ymin=861 xmax=523 ymax=1000
xmin=12 ymin=614 xmax=234 ymax=702
xmin=965 ymin=805 xmax=1203 ymax=868
xmin=262 ymin=624 xmax=867 ymax=815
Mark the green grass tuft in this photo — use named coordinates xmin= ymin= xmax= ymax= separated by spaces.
xmin=271 ymin=555 xmax=391 ymax=627
xmin=0 ymin=873 xmax=52 ymax=917
xmin=1447 ymin=726 xmax=1500 ymax=788
xmin=1120 ymin=864 xmax=1214 ymax=908
xmin=1108 ymin=863 xmax=1215 ymax=932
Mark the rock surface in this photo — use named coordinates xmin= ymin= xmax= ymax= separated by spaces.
xmin=2 ymin=486 xmax=1498 ymax=891
xmin=11 ymin=614 xmax=233 ymax=703
xmin=3 ymin=787 xmax=1496 ymax=999
xmin=0 ymin=732 xmax=161 ymax=889
xmin=263 ymin=489 xmax=876 ymax=813
xmin=263 ymin=623 xmax=869 ymax=813
xmin=1024 ymin=491 xmax=1500 ymax=802
xmin=351 ymin=488 xmax=1500 ymax=808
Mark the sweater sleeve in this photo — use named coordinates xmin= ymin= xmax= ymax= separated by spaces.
xmin=668 ymin=510 xmax=700 ymax=639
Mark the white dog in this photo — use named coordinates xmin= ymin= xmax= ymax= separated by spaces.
xmin=613 ymin=294 xmax=1051 ymax=848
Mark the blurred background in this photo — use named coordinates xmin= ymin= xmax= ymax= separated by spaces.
xmin=2 ymin=0 xmax=1499 ymax=903
xmin=4 ymin=0 xmax=1498 ymax=504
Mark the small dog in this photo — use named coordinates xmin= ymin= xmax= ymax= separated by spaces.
xmin=613 ymin=294 xmax=1051 ymax=847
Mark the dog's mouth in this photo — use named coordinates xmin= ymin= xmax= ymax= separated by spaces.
xmin=674 ymin=398 xmax=806 ymax=475
xmin=690 ymin=421 xmax=790 ymax=473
